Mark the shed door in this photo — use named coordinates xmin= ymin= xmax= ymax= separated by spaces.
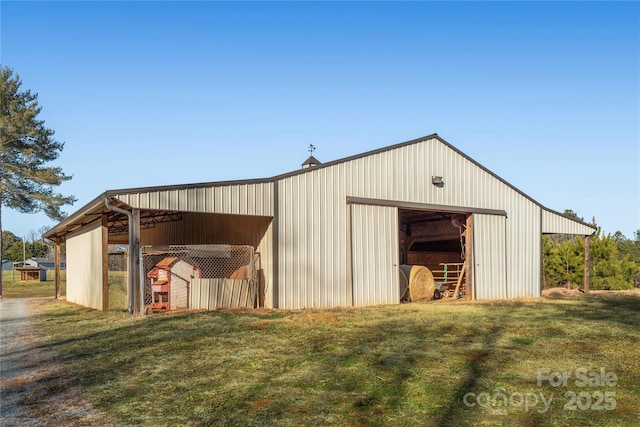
xmin=473 ymin=213 xmax=507 ymax=299
xmin=350 ymin=204 xmax=399 ymax=306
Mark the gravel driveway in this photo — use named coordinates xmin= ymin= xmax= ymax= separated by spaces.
xmin=0 ymin=298 xmax=111 ymax=426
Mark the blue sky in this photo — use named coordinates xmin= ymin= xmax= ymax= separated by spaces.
xmin=1 ymin=1 xmax=638 ymax=240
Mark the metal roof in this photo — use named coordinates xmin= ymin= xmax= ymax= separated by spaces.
xmin=43 ymin=133 xmax=596 ymax=240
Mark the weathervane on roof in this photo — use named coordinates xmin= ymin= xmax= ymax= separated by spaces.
xmin=302 ymin=144 xmax=321 ymax=169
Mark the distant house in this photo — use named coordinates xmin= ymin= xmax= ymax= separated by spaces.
xmin=25 ymin=257 xmax=66 ymax=270
xmin=2 ymin=260 xmax=14 ymax=271
xmin=23 ymin=259 xmax=38 ymax=268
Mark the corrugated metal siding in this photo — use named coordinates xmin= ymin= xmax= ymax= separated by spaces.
xmin=505 ymin=195 xmax=542 ymax=298
xmin=542 ymin=209 xmax=595 ymax=235
xmin=113 ymin=182 xmax=274 ymax=216
xmin=473 ymin=214 xmax=507 ymax=300
xmin=66 ymin=223 xmax=104 ymax=310
xmin=276 ymin=137 xmax=546 ymax=308
xmin=278 ymin=166 xmax=351 ymax=309
xmin=190 ymin=278 xmax=257 ymax=309
xmin=351 ymin=204 xmax=399 ymax=306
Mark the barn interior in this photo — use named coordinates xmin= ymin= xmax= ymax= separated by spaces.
xmin=398 ymin=209 xmax=470 ymax=299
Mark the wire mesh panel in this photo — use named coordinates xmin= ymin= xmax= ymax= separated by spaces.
xmin=142 ymin=244 xmax=256 ymax=311
xmin=108 ymin=251 xmax=128 ymax=311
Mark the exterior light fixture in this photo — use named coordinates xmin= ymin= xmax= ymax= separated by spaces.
xmin=432 ymin=176 xmax=444 ymax=187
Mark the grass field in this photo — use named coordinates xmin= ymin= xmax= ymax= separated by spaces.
xmin=2 ymin=269 xmax=129 ymax=310
xmin=28 ymin=291 xmax=640 ymax=426
xmin=1 ymin=269 xmax=65 ymax=298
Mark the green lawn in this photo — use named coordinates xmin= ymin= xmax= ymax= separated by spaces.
xmin=28 ymin=291 xmax=640 ymax=426
xmin=2 ymin=270 xmax=128 ymax=311
xmin=2 ymin=269 xmax=65 ymax=298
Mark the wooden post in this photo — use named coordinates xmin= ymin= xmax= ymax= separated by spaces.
xmin=54 ymin=239 xmax=61 ymax=299
xmin=584 ymin=235 xmax=591 ymax=293
xmin=102 ymin=214 xmax=109 ymax=311
xmin=465 ymin=215 xmax=473 ymax=300
xmin=453 ymin=259 xmax=468 ymax=299
xmin=399 ymin=222 xmax=408 ymax=266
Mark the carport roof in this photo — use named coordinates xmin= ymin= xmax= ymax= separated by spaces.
xmin=42 ymin=194 xmax=187 ymax=241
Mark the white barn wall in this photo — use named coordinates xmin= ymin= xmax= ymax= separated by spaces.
xmin=277 ymin=137 xmax=550 ymax=308
xmin=278 ymin=165 xmax=353 ymax=309
xmin=506 ymin=198 xmax=542 ymax=298
xmin=66 ymin=223 xmax=104 ymax=310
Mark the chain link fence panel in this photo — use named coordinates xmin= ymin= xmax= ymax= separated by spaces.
xmin=142 ymin=244 xmax=257 ymax=312
xmin=108 ymin=252 xmax=128 ymax=311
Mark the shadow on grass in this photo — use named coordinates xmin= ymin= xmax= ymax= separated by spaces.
xmin=544 ymin=292 xmax=640 ymax=328
xmin=433 ymin=324 xmax=503 ymax=427
xmin=22 ymin=294 xmax=640 ymax=426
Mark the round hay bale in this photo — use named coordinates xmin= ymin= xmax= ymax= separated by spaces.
xmin=400 ymin=265 xmax=435 ymax=302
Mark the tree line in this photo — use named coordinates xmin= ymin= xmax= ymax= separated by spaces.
xmin=1 ymin=229 xmax=56 ymax=263
xmin=543 ymin=210 xmax=640 ymax=290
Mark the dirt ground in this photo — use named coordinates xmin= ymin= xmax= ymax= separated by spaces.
xmin=541 ymin=287 xmax=640 ymax=297
xmin=541 ymin=287 xmax=584 ymax=297
xmin=0 ymin=298 xmax=112 ymax=426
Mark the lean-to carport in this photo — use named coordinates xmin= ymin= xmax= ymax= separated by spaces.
xmin=44 ymin=180 xmax=275 ymax=314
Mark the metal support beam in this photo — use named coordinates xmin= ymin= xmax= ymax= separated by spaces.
xmin=107 ymin=211 xmax=183 ymax=234
xmin=104 ymin=198 xmax=142 ymax=316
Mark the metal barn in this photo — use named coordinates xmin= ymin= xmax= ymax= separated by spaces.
xmin=44 ymin=134 xmax=595 ymax=312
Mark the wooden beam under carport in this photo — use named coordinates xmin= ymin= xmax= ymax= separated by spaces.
xmin=54 ymin=238 xmax=61 ymax=299
xmin=102 ymin=214 xmax=109 ymax=310
xmin=465 ymin=215 xmax=473 ymax=300
xmin=132 ymin=209 xmax=141 ymax=314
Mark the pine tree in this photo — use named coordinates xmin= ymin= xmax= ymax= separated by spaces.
xmin=542 ymin=212 xmax=639 ymax=290
xmin=0 ymin=66 xmax=76 ymax=297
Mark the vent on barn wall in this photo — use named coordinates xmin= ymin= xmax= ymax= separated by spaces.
xmin=302 ymin=144 xmax=321 ymax=169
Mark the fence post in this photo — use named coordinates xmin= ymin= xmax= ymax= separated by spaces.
xmin=54 ymin=239 xmax=61 ymax=299
xmin=584 ymin=235 xmax=591 ymax=293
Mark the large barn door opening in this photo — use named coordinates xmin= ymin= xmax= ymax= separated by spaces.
xmin=473 ymin=213 xmax=507 ymax=299
xmin=350 ymin=204 xmax=399 ymax=307
xmin=399 ymin=209 xmax=470 ymax=301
